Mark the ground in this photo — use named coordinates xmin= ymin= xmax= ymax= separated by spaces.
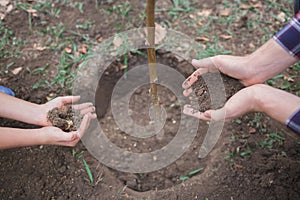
xmin=0 ymin=0 xmax=300 ymax=199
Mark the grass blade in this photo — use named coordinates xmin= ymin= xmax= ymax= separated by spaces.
xmin=188 ymin=167 xmax=204 ymax=176
xmin=83 ymin=159 xmax=94 ymax=184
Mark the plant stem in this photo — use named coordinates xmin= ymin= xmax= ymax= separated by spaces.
xmin=146 ymin=0 xmax=159 ymax=106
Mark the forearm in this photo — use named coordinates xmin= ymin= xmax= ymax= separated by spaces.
xmin=0 ymin=93 xmax=44 ymax=126
xmin=245 ymin=39 xmax=298 ymax=84
xmin=0 ymin=127 xmax=45 ymax=149
xmin=254 ymin=84 xmax=300 ymax=123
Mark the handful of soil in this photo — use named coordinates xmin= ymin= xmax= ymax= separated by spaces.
xmin=192 ymin=73 xmax=244 ymax=112
xmin=47 ymin=105 xmax=82 ymax=132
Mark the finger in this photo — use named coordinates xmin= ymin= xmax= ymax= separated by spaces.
xmin=59 ymin=96 xmax=81 ymax=105
xmin=183 ymin=88 xmax=193 ymax=97
xmin=207 ymin=108 xmax=226 ymax=121
xmin=72 ymin=102 xmax=93 ymax=110
xmin=57 ymin=137 xmax=80 ymax=147
xmin=182 ymin=68 xmax=209 ymax=89
xmin=183 ymin=104 xmax=211 ymax=121
xmin=79 ymin=106 xmax=96 ymax=115
xmin=76 ymin=113 xmax=94 ymax=138
xmin=192 ymin=58 xmax=216 ymax=69
xmin=57 ymin=131 xmax=78 ymax=142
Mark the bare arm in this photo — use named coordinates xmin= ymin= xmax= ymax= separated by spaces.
xmin=0 ymin=112 xmax=96 ymax=150
xmin=188 ymin=38 xmax=299 ymax=88
xmin=184 ymin=84 xmax=300 ymax=124
xmin=0 ymin=92 xmax=45 ymax=126
xmin=0 ymin=93 xmax=97 ymax=149
xmin=0 ymin=93 xmax=94 ymax=126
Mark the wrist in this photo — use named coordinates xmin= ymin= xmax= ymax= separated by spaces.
xmin=34 ymin=105 xmax=50 ymax=127
xmin=251 ymin=84 xmax=267 ymax=113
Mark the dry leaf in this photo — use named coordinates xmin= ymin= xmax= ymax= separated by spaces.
xmin=287 ymin=77 xmax=294 ymax=82
xmin=64 ymin=47 xmax=72 ymax=54
xmin=120 ymin=65 xmax=127 ymax=70
xmin=97 ymin=36 xmax=103 ymax=43
xmin=27 ymin=8 xmax=37 ymax=13
xmin=33 ymin=43 xmax=47 ymax=51
xmin=240 ymin=4 xmax=250 ymax=9
xmin=249 ymin=127 xmax=256 ymax=134
xmin=235 ymin=164 xmax=244 ymax=169
xmin=195 ymin=36 xmax=210 ymax=42
xmin=284 ymin=75 xmax=294 ymax=82
xmin=251 ymin=2 xmax=262 ymax=8
xmin=0 ymin=13 xmax=5 ymax=20
xmin=79 ymin=44 xmax=88 ymax=54
xmin=6 ymin=4 xmax=13 ymax=13
xmin=249 ymin=43 xmax=255 ymax=50
xmin=277 ymin=12 xmax=285 ymax=22
xmin=197 ymin=9 xmax=212 ymax=17
xmin=219 ymin=9 xmax=231 ymax=16
xmin=12 ymin=67 xmax=23 ymax=75
xmin=46 ymin=93 xmax=56 ymax=101
xmin=220 ymin=34 xmax=232 ymax=40
xmin=189 ymin=14 xmax=195 ymax=19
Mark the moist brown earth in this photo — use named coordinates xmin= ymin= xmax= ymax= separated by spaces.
xmin=0 ymin=0 xmax=299 ymax=200
xmin=192 ymin=74 xmax=244 ymax=112
xmin=47 ymin=105 xmax=82 ymax=132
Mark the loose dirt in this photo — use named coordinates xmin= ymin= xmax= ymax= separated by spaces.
xmin=48 ymin=105 xmax=82 ymax=132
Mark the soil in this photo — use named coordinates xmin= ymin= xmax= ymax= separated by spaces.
xmin=0 ymin=0 xmax=299 ymax=200
xmin=47 ymin=105 xmax=82 ymax=132
xmin=192 ymin=74 xmax=244 ymax=112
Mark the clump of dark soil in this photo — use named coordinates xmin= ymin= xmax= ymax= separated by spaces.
xmin=47 ymin=105 xmax=82 ymax=132
xmin=192 ymin=74 xmax=244 ymax=112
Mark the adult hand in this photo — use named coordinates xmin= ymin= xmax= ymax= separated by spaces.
xmin=183 ymin=83 xmax=300 ymax=123
xmin=41 ymin=112 xmax=97 ymax=147
xmin=183 ymin=85 xmax=258 ymax=121
xmin=182 ymin=56 xmax=252 ymax=97
xmin=38 ymin=96 xmax=95 ymax=127
xmin=183 ymin=39 xmax=299 ymax=97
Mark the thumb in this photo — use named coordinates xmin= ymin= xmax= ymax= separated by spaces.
xmin=58 ymin=131 xmax=77 ymax=142
xmin=205 ymin=108 xmax=226 ymax=121
xmin=192 ymin=58 xmax=216 ymax=69
xmin=59 ymin=96 xmax=81 ymax=105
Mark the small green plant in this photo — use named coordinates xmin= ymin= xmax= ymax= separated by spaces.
xmin=108 ymin=2 xmax=131 ymax=17
xmin=179 ymin=167 xmax=204 ymax=181
xmin=225 ymin=151 xmax=235 ymax=163
xmin=239 ymin=149 xmax=252 ymax=157
xmin=83 ymin=159 xmax=94 ymax=184
xmin=76 ymin=19 xmax=94 ymax=30
xmin=72 ymin=149 xmax=94 ymax=184
xmin=0 ymin=22 xmax=24 ymax=59
xmin=260 ymin=132 xmax=285 ymax=149
xmin=168 ymin=0 xmax=194 ymax=19
xmin=248 ymin=113 xmax=268 ymax=133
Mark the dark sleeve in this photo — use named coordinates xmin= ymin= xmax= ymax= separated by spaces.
xmin=273 ymin=12 xmax=300 ymax=58
xmin=285 ymin=108 xmax=300 ymax=136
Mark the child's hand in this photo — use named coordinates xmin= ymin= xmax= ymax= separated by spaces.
xmin=39 ymin=96 xmax=95 ymax=127
xmin=41 ymin=112 xmax=97 ymax=146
